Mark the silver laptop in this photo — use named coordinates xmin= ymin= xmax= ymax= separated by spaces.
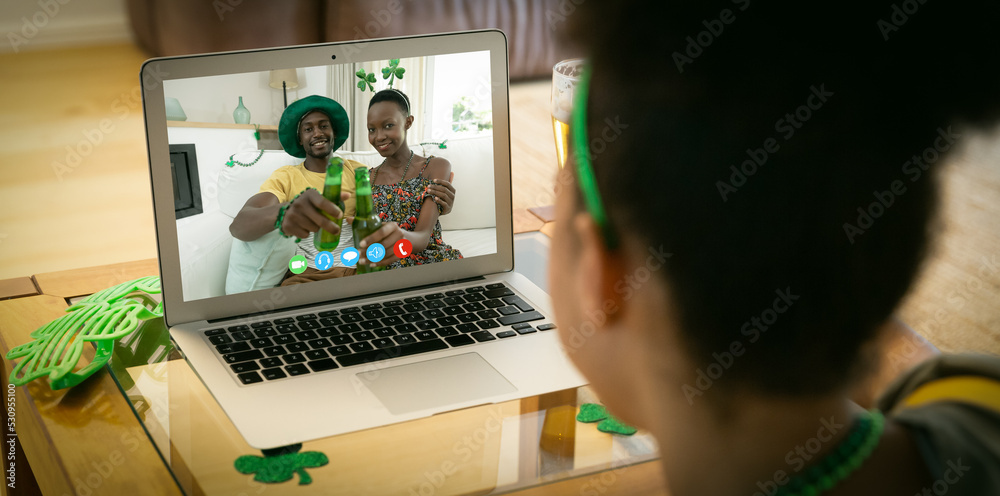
xmin=141 ymin=30 xmax=585 ymax=449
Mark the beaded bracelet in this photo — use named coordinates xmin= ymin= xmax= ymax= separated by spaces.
xmin=275 ymin=188 xmax=315 ymax=241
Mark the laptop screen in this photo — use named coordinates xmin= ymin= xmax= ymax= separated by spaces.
xmin=142 ymin=31 xmax=513 ymax=322
xmin=163 ymin=50 xmax=499 ymax=303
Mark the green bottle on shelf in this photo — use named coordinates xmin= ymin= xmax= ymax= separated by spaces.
xmin=352 ymin=167 xmax=383 ymax=274
xmin=314 ymin=157 xmax=345 ymax=252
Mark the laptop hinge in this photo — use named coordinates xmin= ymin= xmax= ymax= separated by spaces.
xmin=207 ymin=275 xmax=487 ymax=323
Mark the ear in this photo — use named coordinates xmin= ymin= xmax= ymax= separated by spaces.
xmin=404 ymin=115 xmax=414 ymax=130
xmin=571 ymin=212 xmax=628 ymax=328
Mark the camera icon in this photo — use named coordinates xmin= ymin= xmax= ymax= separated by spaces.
xmin=288 ymin=255 xmax=308 ymax=274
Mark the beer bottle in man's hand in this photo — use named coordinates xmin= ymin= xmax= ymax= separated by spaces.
xmin=314 ymin=157 xmax=345 ymax=252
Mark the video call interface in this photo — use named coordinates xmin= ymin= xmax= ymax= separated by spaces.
xmin=166 ymin=50 xmax=498 ymax=302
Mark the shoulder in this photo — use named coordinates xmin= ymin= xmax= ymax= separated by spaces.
xmin=421 ymin=155 xmax=451 ymax=180
xmin=879 ymin=354 xmax=1000 ymax=490
xmin=340 ymin=158 xmax=364 ymax=174
xmin=265 ymin=164 xmax=304 ymax=180
xmin=878 ymin=354 xmax=1000 ymax=409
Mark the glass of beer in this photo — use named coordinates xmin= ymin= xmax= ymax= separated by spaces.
xmin=552 ymin=58 xmax=584 ymax=168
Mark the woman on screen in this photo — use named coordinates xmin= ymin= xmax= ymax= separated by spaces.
xmin=356 ymin=88 xmax=463 ymax=270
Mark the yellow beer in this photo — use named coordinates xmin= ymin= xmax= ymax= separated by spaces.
xmin=551 ymin=116 xmax=572 ymax=168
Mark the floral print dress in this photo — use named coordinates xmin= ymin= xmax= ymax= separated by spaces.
xmin=372 ymin=156 xmax=463 ymax=269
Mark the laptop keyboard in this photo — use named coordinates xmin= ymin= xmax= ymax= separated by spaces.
xmin=201 ymin=282 xmax=558 ymax=386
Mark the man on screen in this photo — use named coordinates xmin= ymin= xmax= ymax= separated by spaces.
xmin=228 ymin=95 xmax=456 ymax=284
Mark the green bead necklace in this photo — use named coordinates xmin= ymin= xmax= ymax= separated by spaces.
xmin=226 ymin=150 xmax=265 ymax=167
xmin=775 ymin=409 xmax=885 ymax=496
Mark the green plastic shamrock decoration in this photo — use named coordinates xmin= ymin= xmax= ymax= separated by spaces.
xmin=576 ymin=403 xmax=638 ymax=436
xmin=356 ymin=69 xmax=377 ymax=92
xmin=418 ymin=139 xmax=449 ymax=150
xmin=6 ymin=276 xmax=163 ymax=390
xmin=234 ymin=450 xmax=329 ymax=485
xmin=381 ymin=58 xmax=406 ymax=88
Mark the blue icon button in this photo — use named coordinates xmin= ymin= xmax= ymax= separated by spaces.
xmin=315 ymin=251 xmax=333 ymax=270
xmin=341 ymin=247 xmax=360 ymax=267
xmin=366 ymin=243 xmax=386 ymax=263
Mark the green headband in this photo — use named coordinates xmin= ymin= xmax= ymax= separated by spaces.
xmin=571 ymin=63 xmax=619 ymax=249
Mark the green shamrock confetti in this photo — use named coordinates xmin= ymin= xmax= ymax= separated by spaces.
xmin=6 ymin=276 xmax=162 ymax=390
xmin=356 ymin=69 xmax=377 ymax=92
xmin=576 ymin=403 xmax=638 ymax=436
xmin=596 ymin=417 xmax=637 ymax=436
xmin=381 ymin=58 xmax=406 ymax=88
xmin=576 ymin=403 xmax=608 ymax=423
xmin=234 ymin=450 xmax=329 ymax=485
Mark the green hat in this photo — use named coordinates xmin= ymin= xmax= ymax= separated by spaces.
xmin=278 ymin=95 xmax=350 ymax=158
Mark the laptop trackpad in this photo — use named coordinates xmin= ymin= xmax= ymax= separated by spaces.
xmin=359 ymin=353 xmax=517 ymax=415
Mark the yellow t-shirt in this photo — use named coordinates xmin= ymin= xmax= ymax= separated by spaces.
xmin=258 ymin=159 xmax=361 ymax=216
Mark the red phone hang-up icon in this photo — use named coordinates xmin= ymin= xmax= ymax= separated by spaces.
xmin=394 ymin=239 xmax=413 ymax=259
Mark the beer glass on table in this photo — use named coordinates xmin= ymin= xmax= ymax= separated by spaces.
xmin=551 ymin=58 xmax=584 ymax=168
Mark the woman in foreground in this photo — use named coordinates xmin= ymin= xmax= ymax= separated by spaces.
xmin=549 ymin=1 xmax=1000 ymax=495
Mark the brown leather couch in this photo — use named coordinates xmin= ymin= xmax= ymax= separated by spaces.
xmin=126 ymin=0 xmax=577 ymax=80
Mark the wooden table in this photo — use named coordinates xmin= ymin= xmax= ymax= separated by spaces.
xmin=4 ymin=162 xmax=999 ymax=495
xmin=3 ymin=79 xmax=999 ymax=496
xmin=0 ymin=222 xmax=669 ymax=496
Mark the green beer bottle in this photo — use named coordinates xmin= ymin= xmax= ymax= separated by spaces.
xmin=314 ymin=157 xmax=345 ymax=251
xmin=352 ymin=167 xmax=383 ymax=274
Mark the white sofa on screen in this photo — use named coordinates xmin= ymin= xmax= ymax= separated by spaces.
xmin=176 ymin=135 xmax=498 ymax=300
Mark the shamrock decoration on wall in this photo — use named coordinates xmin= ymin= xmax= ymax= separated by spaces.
xmin=356 ymin=69 xmax=377 ymax=92
xmin=576 ymin=403 xmax=638 ymax=436
xmin=5 ymin=276 xmax=163 ymax=390
xmin=234 ymin=445 xmax=329 ymax=485
xmin=381 ymin=58 xmax=405 ymax=88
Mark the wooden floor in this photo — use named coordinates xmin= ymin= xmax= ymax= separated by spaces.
xmin=0 ymin=43 xmax=997 ymax=356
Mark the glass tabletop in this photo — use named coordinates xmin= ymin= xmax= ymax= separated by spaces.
xmin=98 ymin=235 xmax=659 ymax=495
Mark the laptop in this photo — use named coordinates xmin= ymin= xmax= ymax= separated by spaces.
xmin=141 ymin=29 xmax=586 ymax=449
